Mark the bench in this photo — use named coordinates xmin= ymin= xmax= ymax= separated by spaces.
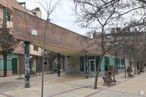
xmin=127 ymin=72 xmax=134 ymax=78
xmin=102 ymin=76 xmax=116 ymax=86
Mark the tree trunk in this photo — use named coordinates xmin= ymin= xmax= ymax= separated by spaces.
xmin=124 ymin=62 xmax=126 ymax=78
xmin=124 ymin=58 xmax=126 ymax=78
xmin=94 ymin=26 xmax=105 ymax=89
xmin=94 ymin=55 xmax=104 ymax=89
xmin=3 ymin=52 xmax=7 ymax=77
xmin=85 ymin=55 xmax=89 ymax=78
xmin=134 ymin=61 xmax=136 ymax=74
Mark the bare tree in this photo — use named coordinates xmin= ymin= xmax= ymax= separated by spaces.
xmin=74 ymin=0 xmax=122 ymax=89
xmin=73 ymin=0 xmax=146 ymax=89
xmin=36 ymin=0 xmax=61 ymax=97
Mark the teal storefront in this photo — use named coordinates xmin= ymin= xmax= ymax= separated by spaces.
xmin=8 ymin=54 xmax=18 ymax=75
xmin=80 ymin=55 xmax=125 ymax=75
xmin=0 ymin=57 xmax=12 ymax=76
xmin=0 ymin=54 xmax=18 ymax=76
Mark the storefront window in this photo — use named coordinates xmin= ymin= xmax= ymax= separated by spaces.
xmin=80 ymin=57 xmax=84 ymax=72
xmin=104 ymin=56 xmax=110 ymax=71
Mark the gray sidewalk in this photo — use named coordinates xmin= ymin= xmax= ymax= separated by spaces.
xmin=0 ymin=72 xmax=146 ymax=97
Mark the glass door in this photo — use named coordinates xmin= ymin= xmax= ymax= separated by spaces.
xmin=89 ymin=59 xmax=96 ymax=73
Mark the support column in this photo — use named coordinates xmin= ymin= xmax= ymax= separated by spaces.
xmin=18 ymin=54 xmax=24 ymax=78
xmin=2 ymin=8 xmax=8 ymax=77
xmin=85 ymin=55 xmax=89 ymax=78
xmin=56 ymin=53 xmax=61 ymax=77
xmin=3 ymin=52 xmax=7 ymax=77
xmin=24 ymin=41 xmax=30 ymax=88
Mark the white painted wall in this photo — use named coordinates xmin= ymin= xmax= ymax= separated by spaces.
xmin=32 ymin=56 xmax=36 ymax=73
xmin=125 ymin=59 xmax=130 ymax=69
xmin=65 ymin=56 xmax=80 ymax=73
xmin=29 ymin=45 xmax=42 ymax=56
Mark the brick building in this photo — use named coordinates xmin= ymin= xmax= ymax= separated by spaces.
xmin=0 ymin=0 xmax=132 ymax=77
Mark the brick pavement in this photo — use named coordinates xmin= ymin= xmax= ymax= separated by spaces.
xmin=0 ymin=72 xmax=146 ymax=97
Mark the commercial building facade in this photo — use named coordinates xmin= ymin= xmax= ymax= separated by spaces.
xmin=0 ymin=0 xmax=132 ymax=77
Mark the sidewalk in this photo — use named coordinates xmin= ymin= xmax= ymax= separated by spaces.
xmin=0 ymin=72 xmax=146 ymax=97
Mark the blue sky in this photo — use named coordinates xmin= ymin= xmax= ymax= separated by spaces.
xmin=16 ymin=0 xmax=88 ymax=36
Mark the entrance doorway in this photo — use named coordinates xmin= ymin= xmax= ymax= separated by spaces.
xmin=104 ymin=57 xmax=110 ymax=72
xmin=12 ymin=58 xmax=17 ymax=74
xmin=88 ymin=59 xmax=96 ymax=73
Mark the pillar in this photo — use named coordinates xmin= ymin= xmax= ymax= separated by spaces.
xmin=3 ymin=52 xmax=7 ymax=77
xmin=24 ymin=41 xmax=30 ymax=88
xmin=18 ymin=54 xmax=24 ymax=78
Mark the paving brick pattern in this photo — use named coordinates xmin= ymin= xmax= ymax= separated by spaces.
xmin=0 ymin=72 xmax=146 ymax=97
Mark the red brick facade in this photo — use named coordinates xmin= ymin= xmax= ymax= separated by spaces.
xmin=12 ymin=8 xmax=96 ymax=55
xmin=1 ymin=0 xmax=97 ymax=56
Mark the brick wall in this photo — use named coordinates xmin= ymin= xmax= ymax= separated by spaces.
xmin=0 ymin=0 xmax=27 ymax=12
xmin=12 ymin=9 xmax=96 ymax=55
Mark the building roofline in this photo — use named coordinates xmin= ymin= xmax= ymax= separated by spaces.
xmin=12 ymin=7 xmax=87 ymax=39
